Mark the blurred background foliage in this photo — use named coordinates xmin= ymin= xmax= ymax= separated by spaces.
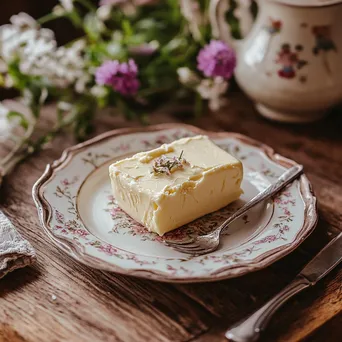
xmin=0 ymin=0 xmax=79 ymax=100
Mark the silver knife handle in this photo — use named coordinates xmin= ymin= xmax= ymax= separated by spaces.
xmin=225 ymin=275 xmax=311 ymax=342
xmin=219 ymin=165 xmax=303 ymax=233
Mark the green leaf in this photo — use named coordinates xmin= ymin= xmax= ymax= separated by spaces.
xmin=122 ymin=20 xmax=134 ymax=37
xmin=6 ymin=111 xmax=29 ymax=130
xmin=72 ymin=96 xmax=97 ymax=141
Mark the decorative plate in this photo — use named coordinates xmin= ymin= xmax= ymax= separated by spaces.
xmin=33 ymin=124 xmax=317 ymax=283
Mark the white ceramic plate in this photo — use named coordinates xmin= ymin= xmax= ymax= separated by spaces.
xmin=33 ymin=124 xmax=317 ymax=283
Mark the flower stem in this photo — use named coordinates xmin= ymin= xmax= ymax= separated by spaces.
xmin=1 ymin=153 xmax=28 ymax=176
xmin=38 ymin=13 xmax=61 ymax=25
xmin=0 ymin=115 xmax=36 ymax=171
xmin=194 ymin=92 xmax=203 ymax=117
xmin=75 ymin=0 xmax=97 ymax=11
xmin=1 ymin=110 xmax=77 ymax=177
xmin=322 ymin=52 xmax=331 ymax=75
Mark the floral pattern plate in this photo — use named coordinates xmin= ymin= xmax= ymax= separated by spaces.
xmin=33 ymin=124 xmax=317 ymax=283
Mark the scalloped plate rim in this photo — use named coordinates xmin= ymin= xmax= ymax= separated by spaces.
xmin=32 ymin=123 xmax=318 ymax=283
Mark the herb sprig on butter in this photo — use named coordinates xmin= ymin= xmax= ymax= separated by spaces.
xmin=152 ymin=151 xmax=188 ymax=176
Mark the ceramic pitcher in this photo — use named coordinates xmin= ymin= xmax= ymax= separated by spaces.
xmin=210 ymin=0 xmax=342 ymax=123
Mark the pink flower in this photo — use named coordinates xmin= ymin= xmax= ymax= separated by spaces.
xmin=120 ymin=143 xmax=130 ymax=151
xmin=197 ymin=40 xmax=236 ymax=79
xmin=254 ymin=235 xmax=277 ymax=245
xmin=100 ymin=244 xmax=118 ymax=255
xmin=61 ymin=176 xmax=78 ymax=186
xmin=164 ymin=227 xmax=187 ymax=241
xmin=284 ymin=208 xmax=291 ymax=216
xmin=166 ymin=265 xmax=177 ymax=271
xmin=95 ymin=59 xmax=139 ymax=96
xmin=76 ymin=229 xmax=89 ymax=237
xmin=156 ymin=134 xmax=167 ymax=142
xmin=61 ymin=179 xmax=69 ymax=186
xmin=55 ymin=210 xmax=65 ymax=224
xmin=110 ymin=206 xmax=124 ymax=217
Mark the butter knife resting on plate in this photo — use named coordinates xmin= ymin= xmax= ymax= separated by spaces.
xmin=226 ymin=232 xmax=342 ymax=342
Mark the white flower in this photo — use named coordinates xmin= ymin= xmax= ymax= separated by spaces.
xmin=52 ymin=5 xmax=66 ymax=16
xmin=75 ymin=74 xmax=91 ymax=93
xmin=180 ymin=0 xmax=205 ymax=41
xmin=53 ymin=0 xmax=74 ymax=16
xmin=196 ymin=77 xmax=229 ymax=111
xmin=0 ymin=60 xmax=7 ymax=73
xmin=4 ymin=75 xmax=14 ymax=88
xmin=107 ymin=41 xmax=122 ymax=56
xmin=0 ymin=104 xmax=11 ymax=140
xmin=112 ymin=30 xmax=123 ymax=41
xmin=0 ymin=15 xmax=87 ymax=91
xmin=84 ymin=13 xmax=105 ymax=36
xmin=0 ymin=103 xmax=20 ymax=140
xmin=101 ymin=0 xmax=137 ymax=15
xmin=122 ymin=3 xmax=137 ymax=16
xmin=97 ymin=5 xmax=112 ymax=21
xmin=10 ymin=13 xmax=37 ymax=29
xmin=0 ymin=102 xmax=9 ymax=117
xmin=90 ymin=85 xmax=107 ymax=98
xmin=19 ymin=38 xmax=56 ymax=74
xmin=177 ymin=67 xmax=200 ymax=86
xmin=57 ymin=101 xmax=73 ymax=111
xmin=60 ymin=0 xmax=74 ymax=12
xmin=0 ymin=16 xmax=54 ymax=63
xmin=0 ymin=25 xmax=22 ymax=61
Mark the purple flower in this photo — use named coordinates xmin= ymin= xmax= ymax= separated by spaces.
xmin=95 ymin=59 xmax=139 ymax=96
xmin=197 ymin=40 xmax=236 ymax=79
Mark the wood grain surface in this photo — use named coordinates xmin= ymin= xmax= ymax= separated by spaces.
xmin=0 ymin=92 xmax=341 ymax=342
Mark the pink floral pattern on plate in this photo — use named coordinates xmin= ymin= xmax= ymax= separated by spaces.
xmin=35 ymin=126 xmax=317 ymax=282
xmin=104 ymin=194 xmax=242 ymax=243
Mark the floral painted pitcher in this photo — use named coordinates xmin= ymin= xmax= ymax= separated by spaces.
xmin=210 ymin=0 xmax=342 ymax=123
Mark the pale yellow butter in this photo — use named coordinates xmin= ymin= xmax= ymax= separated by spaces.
xmin=109 ymin=135 xmax=243 ymax=236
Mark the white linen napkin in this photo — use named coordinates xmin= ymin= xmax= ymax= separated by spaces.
xmin=0 ymin=99 xmax=36 ymax=278
xmin=0 ymin=210 xmax=36 ymax=279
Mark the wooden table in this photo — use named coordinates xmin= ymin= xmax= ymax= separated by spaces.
xmin=1 ymin=92 xmax=341 ymax=342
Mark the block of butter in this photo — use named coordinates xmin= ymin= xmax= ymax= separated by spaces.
xmin=109 ymin=135 xmax=243 ymax=236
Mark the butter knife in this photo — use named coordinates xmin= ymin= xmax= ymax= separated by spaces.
xmin=226 ymin=232 xmax=342 ymax=342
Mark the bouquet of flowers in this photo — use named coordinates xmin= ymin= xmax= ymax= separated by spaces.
xmin=0 ymin=0 xmax=237 ymax=176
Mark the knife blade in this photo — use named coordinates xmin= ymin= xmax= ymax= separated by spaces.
xmin=300 ymin=232 xmax=342 ymax=284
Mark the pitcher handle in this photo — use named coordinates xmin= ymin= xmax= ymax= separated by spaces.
xmin=209 ymin=0 xmax=254 ymax=47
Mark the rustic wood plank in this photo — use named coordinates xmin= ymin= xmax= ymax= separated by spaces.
xmin=303 ymin=312 xmax=342 ymax=342
xmin=1 ymin=96 xmax=342 ymax=342
xmin=190 ymin=268 xmax=342 ymax=342
xmin=0 ymin=140 xmax=215 ymax=342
